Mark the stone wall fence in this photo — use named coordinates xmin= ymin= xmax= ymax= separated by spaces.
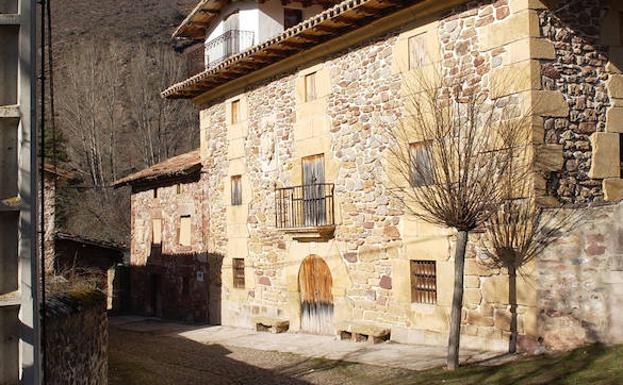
xmin=45 ymin=290 xmax=108 ymax=385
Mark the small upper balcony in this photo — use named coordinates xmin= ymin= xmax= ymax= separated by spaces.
xmin=186 ymin=29 xmax=255 ymax=77
xmin=275 ymin=183 xmax=335 ymax=241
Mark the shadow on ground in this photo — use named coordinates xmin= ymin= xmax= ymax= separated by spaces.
xmin=109 ymin=321 xmax=623 ymax=385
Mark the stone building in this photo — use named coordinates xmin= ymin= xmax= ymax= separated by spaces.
xmin=113 ymin=150 xmax=223 ymax=323
xmin=122 ymin=0 xmax=623 ymax=352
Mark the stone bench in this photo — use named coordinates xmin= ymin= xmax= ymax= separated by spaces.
xmin=336 ymin=321 xmax=390 ymax=344
xmin=253 ymin=316 xmax=289 ymax=334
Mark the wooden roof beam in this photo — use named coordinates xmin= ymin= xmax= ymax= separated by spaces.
xmin=333 ymin=14 xmax=362 ymax=24
xmin=313 ymin=24 xmax=341 ymax=34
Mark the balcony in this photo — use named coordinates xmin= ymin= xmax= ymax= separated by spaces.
xmin=186 ymin=30 xmax=255 ymax=77
xmin=275 ymin=184 xmax=335 ymax=242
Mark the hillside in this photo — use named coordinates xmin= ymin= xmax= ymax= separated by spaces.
xmin=48 ymin=0 xmax=201 ymax=243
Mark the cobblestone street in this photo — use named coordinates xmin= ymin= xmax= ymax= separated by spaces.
xmin=108 ymin=319 xmax=421 ymax=385
xmin=108 ymin=317 xmax=623 ymax=385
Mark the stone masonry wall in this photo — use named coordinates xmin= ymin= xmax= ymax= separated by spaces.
xmin=539 ymin=0 xmax=611 ymax=202
xmin=129 ymin=176 xmax=219 ymax=323
xmin=189 ymin=0 xmax=623 ymax=352
xmin=195 ymin=0 xmax=550 ymax=351
xmin=538 ymin=202 xmax=623 ymax=349
xmin=45 ymin=290 xmax=108 ymax=385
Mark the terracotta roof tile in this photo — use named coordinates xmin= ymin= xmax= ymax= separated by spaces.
xmin=112 ymin=150 xmax=201 ymax=187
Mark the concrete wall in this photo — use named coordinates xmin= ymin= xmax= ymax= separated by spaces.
xmin=45 ymin=291 xmax=108 ymax=385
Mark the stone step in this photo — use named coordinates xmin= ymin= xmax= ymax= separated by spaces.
xmin=0 ymin=105 xmax=20 ymax=119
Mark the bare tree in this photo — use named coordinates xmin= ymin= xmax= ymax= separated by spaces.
xmin=482 ymin=131 xmax=582 ymax=353
xmin=385 ymin=70 xmax=531 ymax=369
xmin=127 ymin=44 xmax=197 ymax=168
xmin=58 ymin=40 xmax=123 ymax=187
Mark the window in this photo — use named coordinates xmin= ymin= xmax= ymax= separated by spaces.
xmin=153 ymin=188 xmax=158 ymax=198
xmin=231 ymin=175 xmax=242 ymax=205
xmin=284 ymin=8 xmax=303 ymax=29
xmin=411 ymin=260 xmax=437 ymax=304
xmin=179 ymin=215 xmax=191 ymax=246
xmin=231 ymin=99 xmax=241 ymax=125
xmin=176 ymin=184 xmax=182 ymax=194
xmin=304 ymin=72 xmax=316 ymax=102
xmin=152 ymin=218 xmax=162 ymax=246
xmin=409 ymin=141 xmax=433 ymax=187
xmin=408 ymin=33 xmax=430 ymax=70
xmin=302 ymin=154 xmax=326 ymax=226
xmin=232 ymin=258 xmax=245 ymax=288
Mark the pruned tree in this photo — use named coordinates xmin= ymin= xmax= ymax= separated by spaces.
xmin=385 ymin=70 xmax=532 ymax=370
xmin=481 ymin=129 xmax=583 ymax=354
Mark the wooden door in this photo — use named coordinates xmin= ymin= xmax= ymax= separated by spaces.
xmin=302 ymin=154 xmax=325 ymax=226
xmin=299 ymin=255 xmax=334 ymax=335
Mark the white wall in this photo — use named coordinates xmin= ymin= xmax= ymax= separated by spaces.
xmin=258 ymin=0 xmax=324 ymax=42
xmin=202 ymin=0 xmax=325 ymax=66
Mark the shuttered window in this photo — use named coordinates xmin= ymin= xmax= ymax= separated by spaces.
xmin=231 ymin=99 xmax=241 ymax=125
xmin=408 ymin=33 xmax=430 ymax=69
xmin=231 ymin=175 xmax=242 ymax=205
xmin=179 ymin=215 xmax=191 ymax=246
xmin=302 ymin=154 xmax=326 ymax=226
xmin=409 ymin=141 xmax=433 ymax=187
xmin=304 ymin=72 xmax=316 ymax=102
xmin=411 ymin=260 xmax=437 ymax=304
xmin=232 ymin=258 xmax=245 ymax=288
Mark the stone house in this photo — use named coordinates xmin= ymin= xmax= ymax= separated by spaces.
xmin=113 ymin=150 xmax=223 ymax=322
xmin=122 ymin=0 xmax=623 ymax=351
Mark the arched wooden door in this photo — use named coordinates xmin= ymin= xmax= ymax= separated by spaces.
xmin=298 ymin=255 xmax=334 ymax=335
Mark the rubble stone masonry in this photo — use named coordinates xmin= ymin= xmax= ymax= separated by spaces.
xmin=130 ymin=0 xmax=623 ymax=352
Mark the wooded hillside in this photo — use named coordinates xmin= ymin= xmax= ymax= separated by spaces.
xmin=48 ymin=0 xmax=200 ymax=243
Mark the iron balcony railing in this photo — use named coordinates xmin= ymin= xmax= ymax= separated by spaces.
xmin=186 ymin=30 xmax=255 ymax=77
xmin=275 ymin=184 xmax=335 ymax=229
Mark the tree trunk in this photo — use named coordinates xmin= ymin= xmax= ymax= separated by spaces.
xmin=508 ymin=265 xmax=518 ymax=354
xmin=447 ymin=230 xmax=468 ymax=370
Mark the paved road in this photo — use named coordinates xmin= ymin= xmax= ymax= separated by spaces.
xmin=108 ymin=320 xmax=420 ymax=385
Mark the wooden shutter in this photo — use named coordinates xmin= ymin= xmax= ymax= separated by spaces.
xmin=232 ymin=258 xmax=245 ymax=288
xmin=408 ymin=33 xmax=430 ymax=69
xmin=231 ymin=175 xmax=242 ymax=205
xmin=304 ymin=72 xmax=316 ymax=102
xmin=410 ymin=260 xmax=437 ymax=304
xmin=409 ymin=141 xmax=433 ymax=187
xmin=302 ymin=154 xmax=325 ymax=226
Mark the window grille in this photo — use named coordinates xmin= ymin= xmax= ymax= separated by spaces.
xmin=411 ymin=260 xmax=437 ymax=304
